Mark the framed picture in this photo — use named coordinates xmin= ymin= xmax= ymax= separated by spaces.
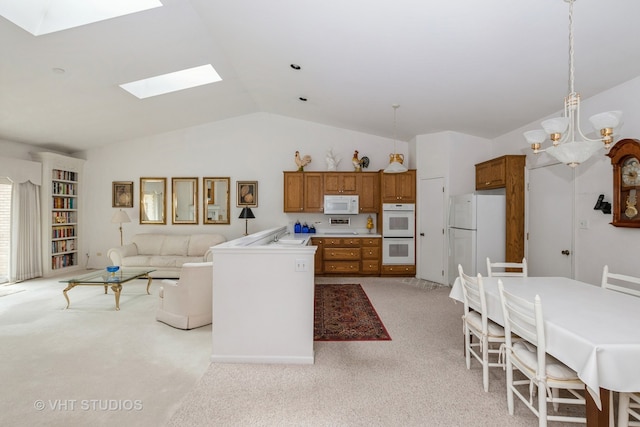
xmin=112 ymin=181 xmax=133 ymax=208
xmin=237 ymin=181 xmax=258 ymax=207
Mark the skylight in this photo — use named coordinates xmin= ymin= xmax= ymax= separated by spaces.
xmin=0 ymin=0 xmax=162 ymax=36
xmin=119 ymin=65 xmax=223 ymax=99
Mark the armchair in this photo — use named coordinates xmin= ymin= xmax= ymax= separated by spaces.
xmin=156 ymin=262 xmax=213 ymax=329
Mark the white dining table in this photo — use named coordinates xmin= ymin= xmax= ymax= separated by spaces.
xmin=449 ymin=276 xmax=640 ymax=425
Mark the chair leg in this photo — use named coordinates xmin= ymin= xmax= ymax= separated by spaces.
xmin=464 ymin=325 xmax=471 ymax=370
xmin=505 ymin=359 xmax=515 ymax=415
xmin=482 ymin=335 xmax=489 ymax=392
xmin=620 ymin=392 xmax=631 ymax=427
xmin=552 ymin=388 xmax=560 ymax=412
xmin=538 ymin=382 xmax=547 ymax=427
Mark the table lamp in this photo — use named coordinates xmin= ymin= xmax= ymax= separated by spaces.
xmin=111 ymin=209 xmax=131 ymax=246
xmin=238 ymin=207 xmax=255 ymax=236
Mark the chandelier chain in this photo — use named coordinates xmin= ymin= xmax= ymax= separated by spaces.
xmin=568 ymin=0 xmax=575 ymax=96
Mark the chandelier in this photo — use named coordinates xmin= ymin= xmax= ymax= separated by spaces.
xmin=523 ymin=0 xmax=621 ymax=168
xmin=384 ymin=104 xmax=408 ymax=173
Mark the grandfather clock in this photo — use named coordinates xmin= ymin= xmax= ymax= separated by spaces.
xmin=607 ymin=138 xmax=640 ymax=228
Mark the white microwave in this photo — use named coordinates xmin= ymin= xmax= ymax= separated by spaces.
xmin=324 ymin=195 xmax=359 ymax=215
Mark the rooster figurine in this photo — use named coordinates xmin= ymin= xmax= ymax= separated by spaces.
xmin=352 ymin=150 xmax=369 ymax=171
xmin=352 ymin=150 xmax=361 ymax=171
xmin=295 ymin=151 xmax=312 ymax=171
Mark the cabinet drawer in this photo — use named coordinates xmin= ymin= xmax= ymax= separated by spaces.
xmin=361 ymin=238 xmax=380 ymax=247
xmin=381 ymin=264 xmax=416 ymax=276
xmin=361 ymin=246 xmax=381 ymax=259
xmin=324 ymin=248 xmax=361 ymax=260
xmin=323 ymin=238 xmax=360 ymax=247
xmin=324 ymin=261 xmax=360 ymax=273
xmin=361 ymin=261 xmax=380 ymax=274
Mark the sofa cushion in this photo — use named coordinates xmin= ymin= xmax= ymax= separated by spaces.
xmin=160 ymin=235 xmax=189 ymax=256
xmin=132 ymin=234 xmax=165 ymax=255
xmin=150 ymin=256 xmax=181 ymax=268
xmin=188 ymin=234 xmax=226 ymax=256
xmin=121 ymin=255 xmax=152 ymax=267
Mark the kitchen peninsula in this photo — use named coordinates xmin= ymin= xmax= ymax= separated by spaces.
xmin=210 ymin=227 xmax=316 ymax=364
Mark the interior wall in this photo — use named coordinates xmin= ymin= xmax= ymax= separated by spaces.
xmin=492 ymin=75 xmax=640 ymax=284
xmin=80 ymin=112 xmax=407 ymax=268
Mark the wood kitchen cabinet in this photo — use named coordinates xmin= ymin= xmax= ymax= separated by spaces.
xmin=474 ymin=155 xmax=526 ymax=265
xmin=381 ymin=265 xmax=416 ymax=276
xmin=324 ymin=173 xmax=358 ymax=194
xmin=380 ymin=169 xmax=416 ymax=203
xmin=283 ymin=172 xmax=324 ymax=213
xmin=358 ymin=173 xmax=380 ymax=213
xmin=313 ymin=237 xmax=381 ymax=276
xmin=360 ymin=237 xmax=381 ymax=275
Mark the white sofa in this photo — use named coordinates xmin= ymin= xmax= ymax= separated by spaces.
xmin=107 ymin=233 xmax=226 ymax=278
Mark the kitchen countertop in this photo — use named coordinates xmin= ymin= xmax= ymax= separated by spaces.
xmin=295 ymin=232 xmax=382 ymax=238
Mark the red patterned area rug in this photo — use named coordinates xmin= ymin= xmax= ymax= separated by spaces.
xmin=314 ymin=284 xmax=391 ymax=341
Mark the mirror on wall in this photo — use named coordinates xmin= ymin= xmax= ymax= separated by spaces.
xmin=140 ymin=177 xmax=166 ymax=224
xmin=203 ymin=177 xmax=230 ymax=224
xmin=172 ymin=177 xmax=198 ymax=224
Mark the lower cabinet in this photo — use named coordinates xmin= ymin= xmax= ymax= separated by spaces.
xmin=381 ymin=265 xmax=416 ymax=276
xmin=311 ymin=237 xmax=381 ymax=276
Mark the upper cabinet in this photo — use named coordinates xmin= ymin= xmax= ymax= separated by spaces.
xmin=283 ymin=172 xmax=324 ymax=213
xmin=475 ymin=155 xmax=526 ymax=264
xmin=324 ymin=173 xmax=358 ymax=194
xmin=380 ymin=170 xmax=416 ymax=203
xmin=475 ymin=157 xmax=507 ymax=190
xmin=284 ymin=171 xmax=380 ymax=213
xmin=359 ymin=173 xmax=380 ymax=213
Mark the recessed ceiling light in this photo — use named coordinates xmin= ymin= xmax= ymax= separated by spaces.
xmin=0 ymin=0 xmax=162 ymax=36
xmin=290 ymin=64 xmax=301 ymax=70
xmin=120 ymin=64 xmax=222 ymax=99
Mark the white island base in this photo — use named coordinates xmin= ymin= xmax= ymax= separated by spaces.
xmin=211 ymin=227 xmax=316 ymax=364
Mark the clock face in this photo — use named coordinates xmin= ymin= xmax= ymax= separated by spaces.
xmin=622 ymin=157 xmax=640 ymax=187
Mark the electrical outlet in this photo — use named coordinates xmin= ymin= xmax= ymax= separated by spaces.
xmin=295 ymin=259 xmax=307 ymax=272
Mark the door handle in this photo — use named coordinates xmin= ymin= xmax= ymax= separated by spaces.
xmin=419 ymin=233 xmax=425 ymax=236
xmin=561 ymin=250 xmax=571 ymax=256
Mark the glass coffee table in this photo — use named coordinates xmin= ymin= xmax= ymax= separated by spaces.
xmin=60 ymin=269 xmax=155 ymax=311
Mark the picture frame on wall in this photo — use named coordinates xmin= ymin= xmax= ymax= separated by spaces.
xmin=112 ymin=181 xmax=133 ymax=208
xmin=237 ymin=181 xmax=258 ymax=207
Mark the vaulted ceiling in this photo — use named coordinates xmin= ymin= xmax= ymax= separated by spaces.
xmin=2 ymin=0 xmax=640 ymax=154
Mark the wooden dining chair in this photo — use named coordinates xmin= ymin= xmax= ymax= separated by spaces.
xmin=497 ymin=280 xmax=586 ymax=426
xmin=601 ymin=265 xmax=640 ymax=297
xmin=458 ymin=264 xmax=505 ymax=392
xmin=619 ymin=391 xmax=640 ymax=427
xmin=486 ymin=257 xmax=528 ymax=278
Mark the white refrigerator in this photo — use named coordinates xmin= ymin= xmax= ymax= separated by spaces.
xmin=448 ymin=192 xmax=506 ymax=284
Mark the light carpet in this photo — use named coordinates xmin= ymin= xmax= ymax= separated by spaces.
xmin=2 ymin=275 xmax=584 ymax=426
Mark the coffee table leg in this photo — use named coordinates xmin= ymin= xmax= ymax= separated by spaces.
xmin=110 ymin=284 xmax=122 ymax=310
xmin=104 ymin=285 xmax=108 ymax=294
xmin=63 ymin=283 xmax=78 ymax=309
xmin=145 ymin=275 xmax=153 ymax=295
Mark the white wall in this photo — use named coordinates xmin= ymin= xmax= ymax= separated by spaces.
xmin=80 ymin=112 xmax=407 ymax=268
xmin=492 ymin=75 xmax=640 ymax=284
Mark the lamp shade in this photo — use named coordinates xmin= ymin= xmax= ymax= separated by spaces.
xmin=541 ymin=117 xmax=570 ymax=135
xmin=111 ymin=209 xmax=131 ymax=224
xmin=523 ymin=130 xmax=547 ymax=145
xmin=589 ymin=110 xmax=622 ymax=130
xmin=383 ymin=160 xmax=408 ymax=173
xmin=238 ymin=207 xmax=255 ymax=219
xmin=545 ymin=139 xmax=603 ymax=167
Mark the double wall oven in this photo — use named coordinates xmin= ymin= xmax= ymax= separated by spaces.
xmin=382 ymin=203 xmax=415 ymax=265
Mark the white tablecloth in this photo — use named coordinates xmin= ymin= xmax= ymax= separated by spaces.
xmin=450 ymin=276 xmax=640 ymax=407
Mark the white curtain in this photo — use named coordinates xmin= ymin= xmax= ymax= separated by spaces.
xmin=11 ymin=181 xmax=42 ymax=282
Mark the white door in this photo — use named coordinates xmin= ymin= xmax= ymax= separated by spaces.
xmin=527 ymin=163 xmax=574 ymax=278
xmin=418 ymin=177 xmax=445 ymax=284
